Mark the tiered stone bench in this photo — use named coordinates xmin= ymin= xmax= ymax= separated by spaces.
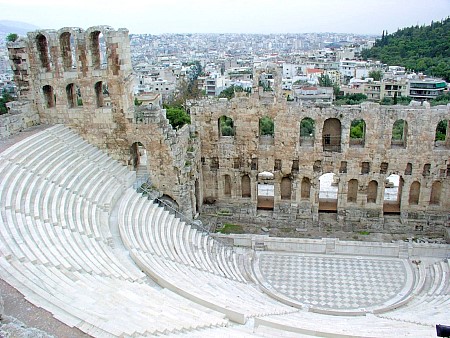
xmin=254 ymin=311 xmax=435 ymax=337
xmin=118 ymin=188 xmax=295 ymax=324
xmin=1 ymin=124 xmax=448 ymax=337
xmin=376 ymin=260 xmax=450 ymax=326
xmin=0 ymin=125 xmax=230 ymax=336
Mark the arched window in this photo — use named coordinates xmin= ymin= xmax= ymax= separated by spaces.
xmin=90 ymin=30 xmax=105 ymax=69
xmin=280 ymin=177 xmax=292 ymax=200
xmin=42 ymin=85 xmax=54 ymax=108
xmin=405 ymin=162 xmax=413 ymax=175
xmin=367 ymin=180 xmax=378 ymax=203
xmin=66 ymin=83 xmax=75 ymax=108
xmin=349 ymin=119 xmax=365 ymax=147
xmin=218 ymin=116 xmax=234 ymax=136
xmin=75 ymin=85 xmax=83 ymax=106
xmin=129 ymin=142 xmax=147 ymax=170
xmin=322 ymin=118 xmax=341 ymax=152
xmin=241 ymin=175 xmax=251 ymax=198
xmin=383 ymin=174 xmax=403 ymax=214
xmin=347 ymin=179 xmax=358 ymax=203
xmin=301 ymin=177 xmax=311 ymax=199
xmin=224 ymin=175 xmax=231 ymax=197
xmin=319 ymin=173 xmax=338 ymax=212
xmin=300 ymin=117 xmax=315 ymax=146
xmin=36 ymin=34 xmax=50 ymax=71
xmin=391 ymin=119 xmax=408 ymax=148
xmin=409 ymin=181 xmax=420 ymax=205
xmin=95 ymin=81 xmax=104 ymax=107
xmin=435 ymin=120 xmax=448 ymax=148
xmin=430 ymin=181 xmax=442 ymax=205
xmin=259 ymin=116 xmax=274 ymax=135
xmin=60 ymin=32 xmax=76 ymax=71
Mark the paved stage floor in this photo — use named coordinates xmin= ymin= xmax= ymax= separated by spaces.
xmin=256 ymin=252 xmax=412 ymax=312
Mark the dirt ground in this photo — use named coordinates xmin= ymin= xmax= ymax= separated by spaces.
xmin=0 ymin=278 xmax=90 ymax=338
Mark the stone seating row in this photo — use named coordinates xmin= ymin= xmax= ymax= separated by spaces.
xmin=130 ymin=247 xmax=294 ymax=324
xmin=0 ymin=175 xmax=141 ymax=281
xmin=253 ymin=310 xmax=435 ymax=337
xmin=0 ymin=256 xmax=229 ymax=337
xmin=0 ymin=125 xmax=237 ymax=336
xmin=0 ymin=127 xmax=144 ymax=281
xmin=376 ymin=260 xmax=450 ymax=326
xmin=119 ymin=188 xmax=247 ymax=282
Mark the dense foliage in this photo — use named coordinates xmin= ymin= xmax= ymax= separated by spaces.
xmin=431 ymin=92 xmax=450 ymax=106
xmin=163 ymin=104 xmax=191 ymax=129
xmin=259 ymin=116 xmax=274 ymax=136
xmin=0 ymin=91 xmax=14 ymax=115
xmin=392 ymin=120 xmax=406 ymax=140
xmin=218 ymin=85 xmax=244 ymax=100
xmin=435 ymin=120 xmax=448 ymax=141
xmin=361 ymin=18 xmax=450 ymax=81
xmin=350 ymin=119 xmax=365 ymax=139
xmin=6 ymin=33 xmax=18 ymax=42
xmin=300 ymin=117 xmax=315 ymax=136
xmin=219 ymin=115 xmax=234 ymax=136
xmin=334 ymin=93 xmax=367 ymax=105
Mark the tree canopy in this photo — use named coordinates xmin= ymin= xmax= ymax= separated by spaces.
xmin=0 ymin=90 xmax=14 ymax=115
xmin=259 ymin=116 xmax=274 ymax=136
xmin=163 ymin=104 xmax=190 ymax=130
xmin=6 ymin=33 xmax=18 ymax=42
xmin=218 ymin=85 xmax=244 ymax=100
xmin=362 ymin=18 xmax=450 ymax=81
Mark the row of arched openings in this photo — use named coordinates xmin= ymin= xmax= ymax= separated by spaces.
xmin=36 ymin=31 xmax=106 ymax=72
xmin=42 ymin=81 xmax=108 ymax=108
xmin=224 ymin=174 xmax=442 ymax=207
xmin=217 ymin=115 xmax=448 ymax=149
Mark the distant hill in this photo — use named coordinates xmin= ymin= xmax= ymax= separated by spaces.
xmin=361 ymin=17 xmax=450 ymax=82
xmin=0 ymin=20 xmax=39 ymax=36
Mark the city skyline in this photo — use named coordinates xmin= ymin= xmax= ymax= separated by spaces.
xmin=0 ymin=0 xmax=449 ymax=35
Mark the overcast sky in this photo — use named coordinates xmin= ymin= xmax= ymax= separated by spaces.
xmin=1 ymin=0 xmax=449 ymax=35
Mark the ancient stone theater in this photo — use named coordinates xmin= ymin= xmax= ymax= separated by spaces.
xmin=0 ymin=25 xmax=449 ymax=337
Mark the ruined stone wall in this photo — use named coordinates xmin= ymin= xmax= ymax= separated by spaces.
xmin=7 ymin=27 xmax=199 ymax=217
xmin=191 ymin=96 xmax=450 ymax=235
xmin=0 ymin=101 xmax=40 ymax=139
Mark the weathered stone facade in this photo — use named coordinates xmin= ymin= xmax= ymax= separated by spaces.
xmin=7 ymin=26 xmax=200 ymax=217
xmin=6 ymin=26 xmax=450 ymax=236
xmin=190 ymin=91 xmax=450 ymax=235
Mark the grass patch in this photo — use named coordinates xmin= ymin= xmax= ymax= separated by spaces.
xmin=358 ymin=231 xmax=370 ymax=235
xmin=217 ymin=223 xmax=244 ymax=234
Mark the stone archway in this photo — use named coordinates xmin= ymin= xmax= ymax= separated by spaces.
xmin=257 ymin=171 xmax=274 ymax=210
xmin=319 ymin=172 xmax=338 ymax=212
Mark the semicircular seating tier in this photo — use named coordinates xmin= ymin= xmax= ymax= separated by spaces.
xmin=118 ymin=188 xmax=295 ymax=323
xmin=0 ymin=125 xmax=230 ymax=336
xmin=0 ymin=124 xmax=447 ymax=337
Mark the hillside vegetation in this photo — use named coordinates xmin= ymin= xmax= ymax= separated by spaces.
xmin=361 ymin=18 xmax=450 ymax=81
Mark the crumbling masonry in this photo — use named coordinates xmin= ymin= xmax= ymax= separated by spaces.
xmin=6 ymin=26 xmax=450 ymax=237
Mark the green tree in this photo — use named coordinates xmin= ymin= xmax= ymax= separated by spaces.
xmin=0 ymin=90 xmax=14 ymax=115
xmin=219 ymin=116 xmax=234 ymax=136
xmin=435 ymin=120 xmax=448 ymax=141
xmin=392 ymin=120 xmax=406 ymax=140
xmin=163 ymin=104 xmax=191 ymax=129
xmin=218 ymin=85 xmax=244 ymax=100
xmin=431 ymin=92 xmax=450 ymax=106
xmin=334 ymin=93 xmax=368 ymax=105
xmin=318 ymin=74 xmax=333 ymax=87
xmin=300 ymin=118 xmax=315 ymax=137
xmin=259 ymin=116 xmax=274 ymax=136
xmin=6 ymin=33 xmax=18 ymax=42
xmin=368 ymin=70 xmax=382 ymax=81
xmin=362 ymin=18 xmax=450 ymax=81
xmin=350 ymin=120 xmax=365 ymax=139
xmin=134 ymin=97 xmax=142 ymax=106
